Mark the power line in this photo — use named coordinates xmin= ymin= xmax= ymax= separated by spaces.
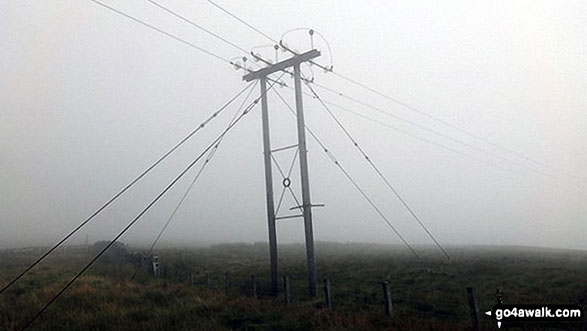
xmin=272 ymin=88 xmax=420 ymax=259
xmin=306 ymin=83 xmax=451 ymax=261
xmin=312 ymin=95 xmax=514 ymax=173
xmin=204 ymin=0 xmax=554 ymax=172
xmin=250 ymin=48 xmax=550 ymax=178
xmin=247 ymin=53 xmax=521 ymax=175
xmin=329 ymin=70 xmax=553 ymax=170
xmin=207 ymin=0 xmax=278 ymax=44
xmin=0 ymin=83 xmax=254 ymax=295
xmin=148 ymin=0 xmax=250 ymax=55
xmin=91 ymin=0 xmax=230 ymax=64
xmin=129 ymin=81 xmax=259 ymax=281
xmin=21 ymin=76 xmax=285 ymax=330
xmin=311 ymin=82 xmax=555 ymax=179
xmin=91 ymin=0 xmax=285 ymax=87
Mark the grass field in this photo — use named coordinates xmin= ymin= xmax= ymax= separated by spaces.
xmin=0 ymin=242 xmax=585 ymax=330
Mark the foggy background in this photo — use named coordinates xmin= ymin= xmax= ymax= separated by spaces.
xmin=1 ymin=1 xmax=585 ymax=252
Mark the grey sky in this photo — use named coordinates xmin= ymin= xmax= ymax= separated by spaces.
xmin=1 ymin=1 xmax=585 ymax=252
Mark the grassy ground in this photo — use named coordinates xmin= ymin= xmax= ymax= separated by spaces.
xmin=0 ymin=243 xmax=585 ymax=330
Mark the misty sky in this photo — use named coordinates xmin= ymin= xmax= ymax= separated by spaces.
xmin=1 ymin=1 xmax=585 ymax=253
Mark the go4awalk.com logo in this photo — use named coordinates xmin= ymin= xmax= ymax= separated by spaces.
xmin=485 ymin=304 xmax=584 ymax=329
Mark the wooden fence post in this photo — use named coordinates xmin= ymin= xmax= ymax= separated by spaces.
xmin=382 ymin=282 xmax=392 ymax=316
xmin=224 ymin=272 xmax=231 ymax=289
xmin=190 ymin=273 xmax=195 ymax=286
xmin=283 ymin=276 xmax=291 ymax=304
xmin=466 ymin=287 xmax=481 ymax=331
xmin=151 ymin=255 xmax=160 ymax=278
xmin=251 ymin=275 xmax=258 ymax=299
xmin=323 ymin=278 xmax=332 ymax=309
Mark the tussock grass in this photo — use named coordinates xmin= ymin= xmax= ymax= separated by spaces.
xmin=0 ymin=243 xmax=585 ymax=330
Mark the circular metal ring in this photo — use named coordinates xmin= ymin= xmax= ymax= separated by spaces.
xmin=282 ymin=178 xmax=291 ymax=187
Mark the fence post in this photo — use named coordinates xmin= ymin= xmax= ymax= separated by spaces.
xmin=323 ymin=278 xmax=332 ymax=309
xmin=151 ymin=255 xmax=160 ymax=278
xmin=466 ymin=287 xmax=481 ymax=331
xmin=205 ymin=272 xmax=211 ymax=286
xmin=283 ymin=275 xmax=291 ymax=304
xmin=224 ymin=272 xmax=231 ymax=289
xmin=190 ymin=273 xmax=195 ymax=286
xmin=251 ymin=275 xmax=258 ymax=299
xmin=382 ymin=282 xmax=392 ymax=316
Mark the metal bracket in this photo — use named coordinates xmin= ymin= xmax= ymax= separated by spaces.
xmin=276 ymin=214 xmax=304 ymax=221
xmin=289 ymin=203 xmax=325 ymax=211
xmin=243 ymin=49 xmax=321 ymax=82
xmin=271 ymin=144 xmax=298 ymax=153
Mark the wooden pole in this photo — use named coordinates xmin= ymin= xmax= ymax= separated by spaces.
xmin=283 ymin=275 xmax=291 ymax=304
xmin=466 ymin=287 xmax=481 ymax=331
xmin=323 ymin=278 xmax=332 ymax=309
xmin=382 ymin=282 xmax=392 ymax=316
xmin=294 ymin=63 xmax=318 ymax=297
xmin=260 ymin=77 xmax=279 ymax=295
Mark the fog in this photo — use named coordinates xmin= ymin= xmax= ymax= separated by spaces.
xmin=1 ymin=1 xmax=585 ymax=253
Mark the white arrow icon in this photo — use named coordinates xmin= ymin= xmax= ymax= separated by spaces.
xmin=485 ymin=310 xmax=502 ymax=328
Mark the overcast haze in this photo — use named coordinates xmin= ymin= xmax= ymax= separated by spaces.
xmin=1 ymin=1 xmax=585 ymax=253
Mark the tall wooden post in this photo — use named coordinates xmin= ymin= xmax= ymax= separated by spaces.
xmin=260 ymin=77 xmax=279 ymax=295
xmin=294 ymin=63 xmax=318 ymax=297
